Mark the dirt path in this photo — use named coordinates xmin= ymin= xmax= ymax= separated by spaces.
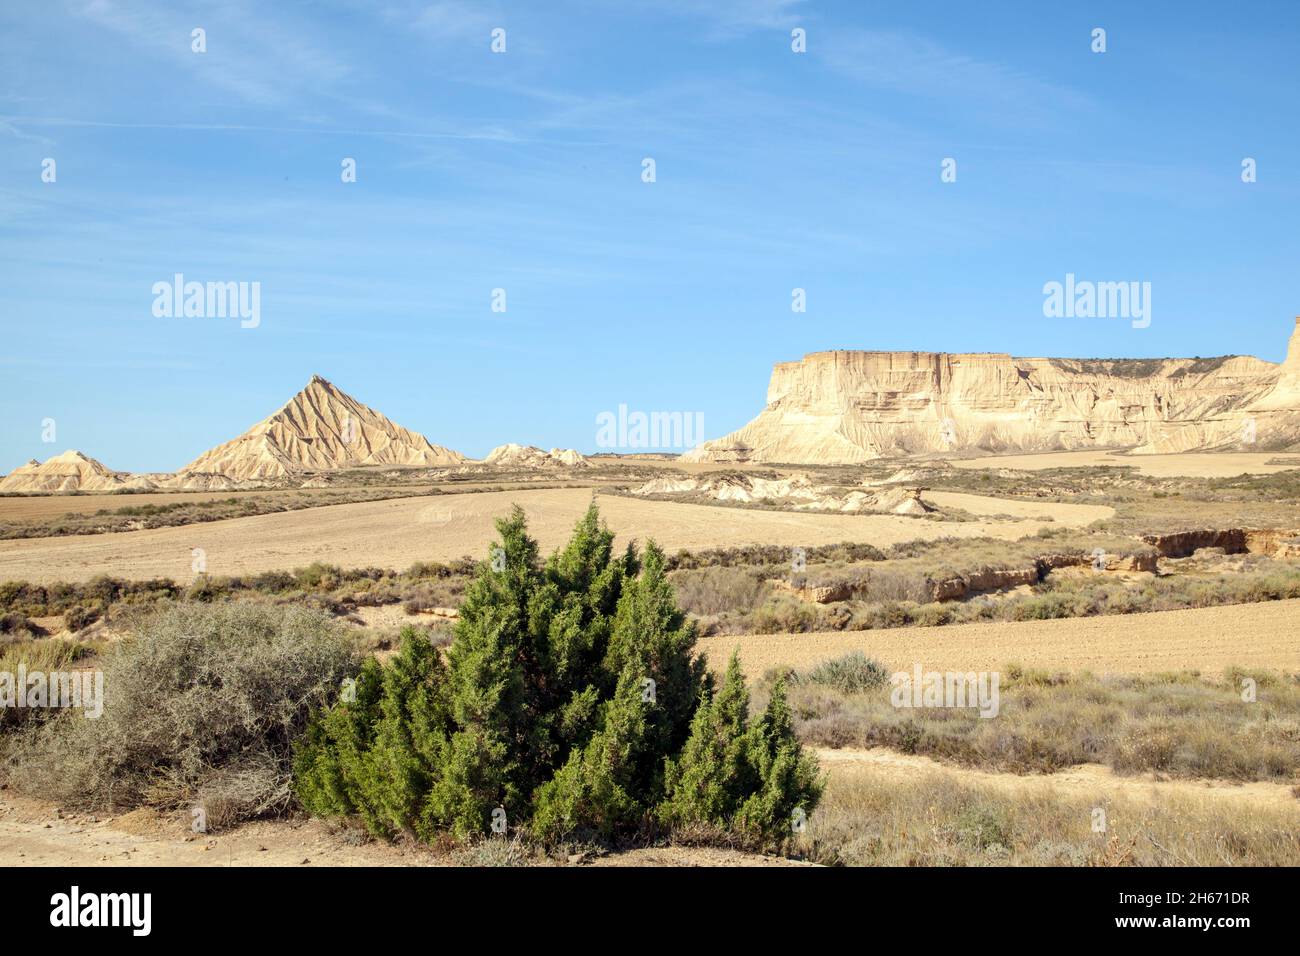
xmin=815 ymin=748 xmax=1300 ymax=812
xmin=0 ymin=792 xmax=802 ymax=868
xmin=0 ymin=488 xmax=1109 ymax=584
xmin=699 ymin=599 xmax=1300 ymax=677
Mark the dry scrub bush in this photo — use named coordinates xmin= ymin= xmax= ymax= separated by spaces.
xmin=791 ymin=652 xmax=890 ymax=695
xmin=1 ymin=601 xmax=356 ymax=826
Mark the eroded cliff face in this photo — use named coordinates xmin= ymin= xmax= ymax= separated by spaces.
xmin=684 ymin=320 xmax=1300 ymax=463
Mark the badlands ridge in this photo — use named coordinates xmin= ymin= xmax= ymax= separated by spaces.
xmin=4 ymin=320 xmax=1300 ymax=491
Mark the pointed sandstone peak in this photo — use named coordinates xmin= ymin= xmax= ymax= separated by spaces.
xmin=182 ymin=377 xmax=466 ymax=479
xmin=48 ymin=449 xmax=100 ymax=464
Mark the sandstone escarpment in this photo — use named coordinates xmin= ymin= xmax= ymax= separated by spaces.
xmin=685 ymin=319 xmax=1300 ymax=463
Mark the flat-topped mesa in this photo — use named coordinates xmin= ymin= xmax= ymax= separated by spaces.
xmin=684 ymin=321 xmax=1300 ymax=464
xmin=181 ymin=375 xmax=466 ymax=480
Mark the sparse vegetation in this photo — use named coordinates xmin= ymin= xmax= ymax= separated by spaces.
xmin=799 ymin=765 xmax=1300 ymax=866
xmin=782 ymin=658 xmax=1300 ymax=782
xmin=673 ymin=537 xmax=1300 ymax=635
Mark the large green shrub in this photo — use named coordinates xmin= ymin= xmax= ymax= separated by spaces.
xmin=659 ymin=655 xmax=823 ymax=844
xmin=294 ymin=503 xmax=821 ymax=848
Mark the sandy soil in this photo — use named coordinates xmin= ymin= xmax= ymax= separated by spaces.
xmin=0 ymin=488 xmax=1110 ymax=584
xmin=698 ymin=599 xmax=1300 ymax=678
xmin=951 ymin=450 xmax=1298 ymax=477
xmin=0 ymin=792 xmax=804 ymax=868
xmin=920 ymin=490 xmax=1104 ymax=520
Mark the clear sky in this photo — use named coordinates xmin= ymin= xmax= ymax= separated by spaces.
xmin=2 ymin=1 xmax=1298 ymax=470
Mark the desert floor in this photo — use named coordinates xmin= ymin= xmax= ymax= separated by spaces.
xmin=0 ymin=487 xmax=1112 ymax=584
xmin=697 ymin=598 xmax=1300 ymax=678
xmin=951 ymin=450 xmax=1298 ymax=477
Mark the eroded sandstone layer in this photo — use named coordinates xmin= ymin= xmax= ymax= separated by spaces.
xmin=684 ymin=319 xmax=1300 ymax=463
xmin=0 ymin=450 xmax=149 ymax=493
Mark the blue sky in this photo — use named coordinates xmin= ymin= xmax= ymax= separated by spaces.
xmin=2 ymin=0 xmax=1298 ymax=470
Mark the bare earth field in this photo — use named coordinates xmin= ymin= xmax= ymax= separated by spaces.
xmin=0 ymin=487 xmax=1111 ymax=584
xmin=952 ymin=450 xmax=1298 ymax=477
xmin=698 ymin=599 xmax=1300 ymax=678
xmin=920 ymin=489 xmax=1103 ymax=519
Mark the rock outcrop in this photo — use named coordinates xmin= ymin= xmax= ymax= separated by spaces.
xmin=628 ymin=472 xmax=934 ymax=515
xmin=1141 ymin=529 xmax=1248 ymax=558
xmin=685 ymin=319 xmax=1300 ymax=463
xmin=182 ymin=375 xmax=465 ymax=480
xmin=482 ymin=444 xmax=590 ymax=467
xmin=777 ymin=548 xmax=1159 ymax=606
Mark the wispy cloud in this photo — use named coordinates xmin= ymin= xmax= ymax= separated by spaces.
xmin=75 ymin=0 xmax=354 ymax=108
xmin=0 ymin=114 xmax=522 ymax=142
xmin=651 ymin=0 xmax=806 ymax=36
xmin=820 ymin=29 xmax=1093 ymax=124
